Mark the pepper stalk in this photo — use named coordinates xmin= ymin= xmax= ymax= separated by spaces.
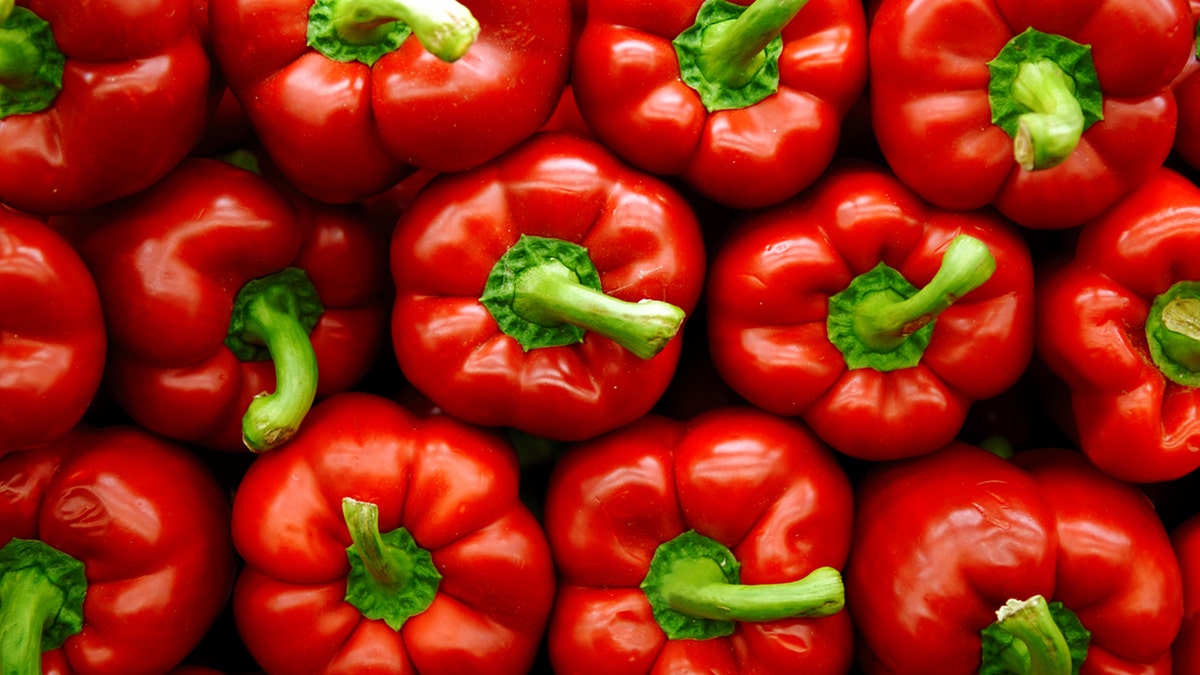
xmin=307 ymin=0 xmax=480 ymax=66
xmin=0 ymin=539 xmax=87 ymax=675
xmin=980 ymin=595 xmax=1091 ymax=675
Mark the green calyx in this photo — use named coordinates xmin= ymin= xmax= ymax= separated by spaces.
xmin=827 ymin=234 xmax=996 ymax=372
xmin=342 ymin=498 xmax=441 ymax=631
xmin=987 ymin=27 xmax=1104 ymax=171
xmin=307 ymin=0 xmax=479 ymax=67
xmin=674 ymin=0 xmax=810 ymax=112
xmin=0 ymin=538 xmax=86 ymax=675
xmin=640 ymin=530 xmax=844 ymax=641
xmin=1145 ymin=280 xmax=1200 ymax=387
xmin=225 ymin=267 xmax=324 ymax=452
xmin=480 ymin=235 xmax=686 ymax=359
xmin=980 ymin=595 xmax=1090 ymax=675
xmin=0 ymin=3 xmax=65 ymax=119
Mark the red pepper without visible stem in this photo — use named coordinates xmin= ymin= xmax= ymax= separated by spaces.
xmin=1172 ymin=512 xmax=1200 ymax=672
xmin=230 ymin=392 xmax=555 ymax=675
xmin=0 ymin=425 xmax=236 ymax=675
xmin=544 ymin=407 xmax=855 ymax=673
xmin=1171 ymin=0 xmax=1200 ymax=170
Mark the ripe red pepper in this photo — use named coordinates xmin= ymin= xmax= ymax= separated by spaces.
xmin=390 ymin=132 xmax=707 ymax=442
xmin=543 ymin=407 xmax=855 ymax=674
xmin=230 ymin=391 xmax=555 ymax=675
xmin=1172 ymin=1 xmax=1200 ymax=169
xmin=870 ymin=0 xmax=1193 ymax=229
xmin=0 ymin=424 xmax=236 ymax=675
xmin=1173 ymin=511 xmax=1200 ymax=672
xmin=570 ymin=0 xmax=867 ymax=209
xmin=847 ymin=443 xmax=1183 ymax=674
xmin=0 ymin=208 xmax=105 ymax=456
xmin=208 ymin=0 xmax=572 ymax=203
xmin=0 ymin=0 xmax=211 ymax=215
xmin=52 ymin=157 xmax=390 ymax=453
xmin=1037 ymin=166 xmax=1200 ymax=483
xmin=706 ymin=161 xmax=1034 ymax=460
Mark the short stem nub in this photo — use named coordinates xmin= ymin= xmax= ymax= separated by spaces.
xmin=697 ymin=0 xmax=809 ymax=89
xmin=1146 ymin=280 xmax=1200 ymax=387
xmin=309 ymin=0 xmax=478 ymax=65
xmin=1010 ymin=60 xmax=1085 ymax=170
xmin=993 ymin=596 xmax=1074 ymax=675
xmin=342 ymin=498 xmax=411 ymax=592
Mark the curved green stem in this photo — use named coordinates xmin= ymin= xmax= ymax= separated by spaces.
xmin=659 ymin=559 xmax=844 ymax=622
xmin=341 ymin=498 xmax=440 ymax=631
xmin=315 ymin=0 xmax=478 ymax=62
xmin=992 ymin=596 xmax=1074 ymax=675
xmin=1009 ymin=59 xmax=1085 ymax=170
xmin=0 ymin=539 xmax=86 ymax=675
xmin=343 ymin=498 xmax=413 ymax=592
xmin=696 ymin=0 xmax=809 ymax=89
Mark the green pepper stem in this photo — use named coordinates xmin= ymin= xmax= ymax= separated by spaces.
xmin=660 ymin=558 xmax=844 ymax=622
xmin=0 ymin=569 xmax=58 ymax=675
xmin=342 ymin=498 xmax=411 ymax=591
xmin=993 ymin=596 xmax=1074 ymax=675
xmin=0 ymin=10 xmax=39 ymax=88
xmin=1010 ymin=59 xmax=1085 ymax=171
xmin=697 ymin=0 xmax=810 ymax=89
xmin=328 ymin=0 xmax=478 ymax=61
xmin=853 ymin=234 xmax=996 ymax=352
xmin=1156 ymin=297 xmax=1200 ymax=372
xmin=0 ymin=0 xmax=12 ymax=23
xmin=512 ymin=259 xmax=685 ymax=360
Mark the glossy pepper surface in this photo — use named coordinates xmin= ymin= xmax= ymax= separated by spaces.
xmin=0 ymin=424 xmax=236 ymax=675
xmin=570 ymin=0 xmax=867 ymax=209
xmin=1037 ymin=166 xmax=1200 ymax=483
xmin=0 ymin=208 xmax=105 ymax=456
xmin=846 ymin=443 xmax=1183 ymax=674
xmin=1171 ymin=0 xmax=1200 ymax=169
xmin=706 ymin=161 xmax=1034 ymax=460
xmin=230 ymin=392 xmax=555 ymax=675
xmin=390 ymin=132 xmax=707 ymax=442
xmin=208 ymin=0 xmax=572 ymax=203
xmin=0 ymin=0 xmax=211 ymax=215
xmin=869 ymin=0 xmax=1193 ymax=229
xmin=544 ymin=407 xmax=855 ymax=674
xmin=1172 ymin=511 xmax=1200 ymax=673
xmin=53 ymin=157 xmax=390 ymax=453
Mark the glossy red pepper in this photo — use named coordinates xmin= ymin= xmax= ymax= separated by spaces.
xmin=0 ymin=424 xmax=236 ymax=675
xmin=0 ymin=208 xmax=105 ymax=456
xmin=52 ymin=157 xmax=390 ymax=453
xmin=207 ymin=0 xmax=572 ymax=203
xmin=0 ymin=0 xmax=211 ymax=215
xmin=847 ymin=443 xmax=1183 ymax=674
xmin=570 ymin=0 xmax=867 ymax=209
xmin=230 ymin=392 xmax=555 ymax=675
xmin=1037 ymin=166 xmax=1200 ymax=483
xmin=543 ymin=407 xmax=854 ymax=673
xmin=1172 ymin=0 xmax=1200 ymax=169
xmin=390 ymin=132 xmax=707 ymax=442
xmin=706 ymin=161 xmax=1035 ymax=460
xmin=1173 ymin=511 xmax=1200 ymax=672
xmin=869 ymin=0 xmax=1192 ymax=229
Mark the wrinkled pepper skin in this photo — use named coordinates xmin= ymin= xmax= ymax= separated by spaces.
xmin=706 ymin=161 xmax=1034 ymax=460
xmin=847 ymin=443 xmax=1183 ymax=674
xmin=1037 ymin=166 xmax=1200 ymax=483
xmin=52 ymin=157 xmax=389 ymax=452
xmin=390 ymin=132 xmax=706 ymax=442
xmin=869 ymin=0 xmax=1192 ymax=229
xmin=0 ymin=209 xmax=105 ymax=456
xmin=208 ymin=0 xmax=572 ymax=203
xmin=571 ymin=0 xmax=867 ymax=209
xmin=0 ymin=0 xmax=211 ymax=215
xmin=1173 ymin=512 xmax=1200 ymax=672
xmin=230 ymin=392 xmax=555 ymax=675
xmin=0 ymin=425 xmax=236 ymax=675
xmin=544 ymin=407 xmax=855 ymax=674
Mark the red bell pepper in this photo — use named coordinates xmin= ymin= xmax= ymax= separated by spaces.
xmin=706 ymin=161 xmax=1034 ymax=460
xmin=570 ymin=0 xmax=867 ymax=209
xmin=1172 ymin=1 xmax=1200 ymax=169
xmin=543 ymin=407 xmax=854 ymax=673
xmin=51 ymin=157 xmax=390 ymax=453
xmin=1173 ymin=511 xmax=1200 ymax=672
xmin=1037 ymin=166 xmax=1200 ymax=483
xmin=869 ymin=0 xmax=1193 ymax=229
xmin=0 ymin=0 xmax=211 ymax=215
xmin=208 ymin=0 xmax=573 ymax=203
xmin=847 ymin=443 xmax=1183 ymax=674
xmin=0 ymin=424 xmax=236 ymax=675
xmin=0 ymin=208 xmax=105 ymax=456
xmin=390 ymin=132 xmax=707 ymax=442
xmin=230 ymin=391 xmax=555 ymax=675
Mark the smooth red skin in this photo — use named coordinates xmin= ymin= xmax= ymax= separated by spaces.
xmin=0 ymin=426 xmax=235 ymax=675
xmin=0 ymin=211 xmax=105 ymax=455
xmin=571 ymin=0 xmax=867 ymax=210
xmin=869 ymin=0 xmax=1192 ymax=229
xmin=847 ymin=444 xmax=1182 ymax=674
xmin=230 ymin=392 xmax=555 ymax=675
xmin=544 ymin=407 xmax=855 ymax=674
xmin=390 ymin=132 xmax=707 ymax=442
xmin=705 ymin=161 xmax=1035 ymax=461
xmin=1036 ymin=166 xmax=1200 ymax=483
xmin=1171 ymin=1 xmax=1200 ymax=169
xmin=52 ymin=158 xmax=389 ymax=452
xmin=207 ymin=0 xmax=572 ymax=204
xmin=1173 ymin=514 xmax=1200 ymax=672
xmin=0 ymin=0 xmax=210 ymax=215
